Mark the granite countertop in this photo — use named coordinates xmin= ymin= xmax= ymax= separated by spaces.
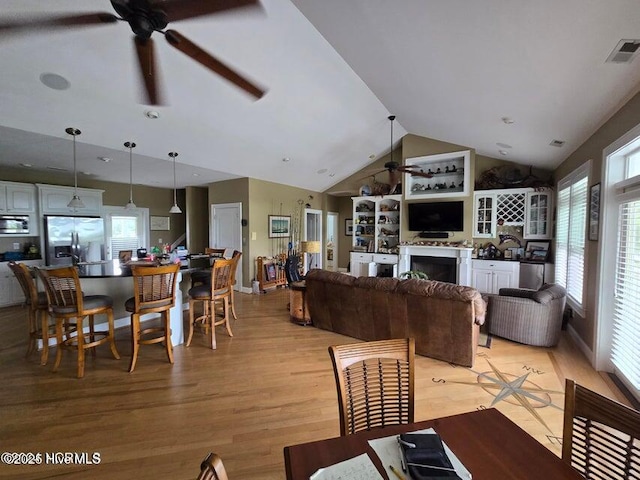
xmin=36 ymin=260 xmax=189 ymax=278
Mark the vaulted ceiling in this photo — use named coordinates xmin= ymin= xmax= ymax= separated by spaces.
xmin=1 ymin=0 xmax=639 ymax=191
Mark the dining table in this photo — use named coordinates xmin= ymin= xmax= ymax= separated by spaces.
xmin=283 ymin=408 xmax=582 ymax=480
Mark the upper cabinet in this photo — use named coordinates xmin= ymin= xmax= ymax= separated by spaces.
xmin=37 ymin=184 xmax=104 ymax=216
xmin=0 ymin=181 xmax=37 ymax=214
xmin=473 ymin=187 xmax=553 ymax=240
xmin=352 ymin=195 xmax=401 ymax=254
xmin=404 ymin=150 xmax=471 ymax=199
xmin=524 ymin=190 xmax=553 ymax=239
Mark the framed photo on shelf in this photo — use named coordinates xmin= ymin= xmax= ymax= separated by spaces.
xmin=589 ymin=183 xmax=601 ymax=241
xmin=345 ymin=218 xmax=353 ymax=236
xmin=268 ymin=215 xmax=291 ymax=238
xmin=525 ymin=240 xmax=550 ymax=262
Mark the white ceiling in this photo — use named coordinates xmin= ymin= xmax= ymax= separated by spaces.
xmin=1 ymin=0 xmax=640 ymax=191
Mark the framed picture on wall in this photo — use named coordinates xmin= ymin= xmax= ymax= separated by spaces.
xmin=345 ymin=218 xmax=353 ymax=236
xmin=589 ymin=183 xmax=600 ymax=241
xmin=268 ymin=215 xmax=291 ymax=238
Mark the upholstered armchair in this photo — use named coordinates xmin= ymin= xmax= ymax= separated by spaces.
xmin=487 ymin=283 xmax=567 ymax=347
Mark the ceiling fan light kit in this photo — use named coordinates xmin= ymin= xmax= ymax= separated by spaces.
xmin=66 ymin=127 xmax=85 ymax=209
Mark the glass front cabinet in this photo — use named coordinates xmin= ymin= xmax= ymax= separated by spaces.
xmin=473 ymin=188 xmax=553 ymax=240
xmin=352 ymin=195 xmax=401 ymax=254
xmin=404 ymin=150 xmax=471 ymax=199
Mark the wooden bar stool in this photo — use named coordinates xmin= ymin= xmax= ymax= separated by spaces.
xmin=187 ymin=257 xmax=234 ymax=350
xmin=125 ymin=263 xmax=180 ymax=372
xmin=8 ymin=262 xmax=54 ymax=365
xmin=37 ymin=266 xmax=120 ymax=378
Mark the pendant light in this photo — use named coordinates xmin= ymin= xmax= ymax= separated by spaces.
xmin=124 ymin=141 xmax=137 ymax=210
xmin=168 ymin=151 xmax=182 ymax=214
xmin=66 ymin=127 xmax=85 ymax=209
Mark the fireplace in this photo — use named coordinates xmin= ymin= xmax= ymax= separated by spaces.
xmin=398 ymin=245 xmax=472 ymax=286
xmin=411 ymin=256 xmax=457 ymax=284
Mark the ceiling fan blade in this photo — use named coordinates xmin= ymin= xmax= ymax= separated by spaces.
xmin=0 ymin=12 xmax=117 ymax=33
xmin=152 ymin=0 xmax=261 ymax=23
xmin=165 ymin=29 xmax=265 ymax=99
xmin=134 ymin=36 xmax=164 ymax=105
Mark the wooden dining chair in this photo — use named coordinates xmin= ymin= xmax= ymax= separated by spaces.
xmin=36 ymin=266 xmax=120 ymax=378
xmin=196 ymin=452 xmax=229 ymax=480
xmin=228 ymin=250 xmax=242 ymax=320
xmin=125 ymin=263 xmax=180 ymax=372
xmin=562 ymin=378 xmax=640 ymax=479
xmin=328 ymin=338 xmax=415 ymax=436
xmin=187 ymin=257 xmax=234 ymax=350
xmin=8 ymin=262 xmax=54 ymax=365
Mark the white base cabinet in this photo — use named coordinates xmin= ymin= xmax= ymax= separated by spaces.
xmin=0 ymin=259 xmax=45 ymax=307
xmin=471 ymin=259 xmax=520 ymax=294
xmin=349 ymin=253 xmax=398 ymax=277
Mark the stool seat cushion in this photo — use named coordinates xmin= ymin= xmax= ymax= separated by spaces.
xmin=124 ymin=296 xmax=173 ymax=312
xmin=50 ymin=295 xmax=113 ymax=314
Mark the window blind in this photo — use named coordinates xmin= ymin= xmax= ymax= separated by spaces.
xmin=555 ymin=162 xmax=589 ymax=311
xmin=611 ymin=198 xmax=640 ymax=391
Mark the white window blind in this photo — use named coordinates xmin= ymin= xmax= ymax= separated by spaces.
xmin=110 ymin=215 xmax=140 ymax=258
xmin=611 ymin=176 xmax=640 ymax=391
xmin=555 ymin=162 xmax=589 ymax=312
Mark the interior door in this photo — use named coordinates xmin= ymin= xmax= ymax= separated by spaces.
xmin=303 ymin=208 xmax=323 ymax=274
xmin=210 ymin=202 xmax=243 ymax=291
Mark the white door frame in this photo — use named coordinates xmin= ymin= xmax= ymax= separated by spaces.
xmin=326 ymin=211 xmax=338 ymax=272
xmin=210 ymin=202 xmax=244 ymax=293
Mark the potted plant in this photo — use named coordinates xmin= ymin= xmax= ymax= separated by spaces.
xmin=399 ymin=270 xmax=429 ymax=280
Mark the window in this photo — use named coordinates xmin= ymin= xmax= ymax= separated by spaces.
xmin=103 ymin=206 xmax=149 ymax=260
xmin=610 ymin=156 xmax=640 ymax=392
xmin=555 ymin=161 xmax=590 ymax=314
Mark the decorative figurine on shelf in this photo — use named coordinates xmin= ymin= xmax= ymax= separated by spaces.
xmin=426 ymin=184 xmax=432 ymax=190
xmin=428 ymin=168 xmax=434 ymax=175
xmin=436 ymin=167 xmax=442 ymax=174
xmin=445 ymin=166 xmax=450 ymax=173
xmin=459 ymin=180 xmax=464 ymax=187
xmin=450 ymin=182 xmax=456 ymax=188
xmin=451 ymin=165 xmax=457 ymax=172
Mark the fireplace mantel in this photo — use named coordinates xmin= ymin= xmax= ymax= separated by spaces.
xmin=398 ymin=245 xmax=473 ymax=286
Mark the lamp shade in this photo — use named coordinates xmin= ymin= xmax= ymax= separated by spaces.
xmin=300 ymin=241 xmax=321 ymax=254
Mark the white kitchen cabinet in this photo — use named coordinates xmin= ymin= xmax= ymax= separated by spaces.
xmin=524 ymin=190 xmax=553 ymax=239
xmin=349 ymin=253 xmax=373 ymax=277
xmin=471 ymin=259 xmax=520 ymax=294
xmin=37 ymin=184 xmax=103 ymax=216
xmin=0 ymin=181 xmax=37 ymax=213
xmin=0 ymin=259 xmax=44 ymax=307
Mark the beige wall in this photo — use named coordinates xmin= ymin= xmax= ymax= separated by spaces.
xmin=185 ymin=186 xmax=209 ymax=254
xmin=553 ymin=90 xmax=640 ymax=350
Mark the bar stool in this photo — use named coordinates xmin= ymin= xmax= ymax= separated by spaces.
xmin=8 ymin=262 xmax=54 ymax=364
xmin=125 ymin=263 xmax=180 ymax=372
xmin=187 ymin=257 xmax=234 ymax=350
xmin=37 ymin=266 xmax=120 ymax=378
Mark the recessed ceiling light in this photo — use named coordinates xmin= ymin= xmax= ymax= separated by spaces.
xmin=20 ymin=163 xmax=32 ymax=167
xmin=317 ymin=168 xmax=328 ymax=174
xmin=145 ymin=110 xmax=160 ymax=119
xmin=40 ymin=72 xmax=70 ymax=90
xmin=550 ymin=139 xmax=566 ymax=147
xmin=329 ymin=173 xmax=335 ymax=177
xmin=282 ymin=157 xmax=290 ymax=162
xmin=97 ymin=156 xmax=111 ymax=162
xmin=368 ymin=154 xmax=376 ymax=160
xmin=496 ymin=142 xmax=512 ymax=149
xmin=82 ymin=171 xmax=93 ymax=176
xmin=499 ymin=150 xmax=508 ymax=156
xmin=192 ymin=173 xmax=200 ymax=177
xmin=501 ymin=117 xmax=515 ymax=124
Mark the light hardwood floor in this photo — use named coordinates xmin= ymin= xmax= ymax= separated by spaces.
xmin=0 ymin=288 xmax=628 ymax=479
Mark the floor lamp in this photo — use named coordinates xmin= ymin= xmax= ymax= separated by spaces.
xmin=300 ymin=241 xmax=321 ymax=273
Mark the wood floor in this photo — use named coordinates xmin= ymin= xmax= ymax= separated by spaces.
xmin=0 ymin=288 xmax=627 ymax=480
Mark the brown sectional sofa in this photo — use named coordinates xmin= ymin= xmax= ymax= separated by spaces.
xmin=304 ymin=269 xmax=486 ymax=367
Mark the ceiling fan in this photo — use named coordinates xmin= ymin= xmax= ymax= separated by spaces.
xmin=364 ymin=116 xmax=435 ymax=194
xmin=0 ymin=0 xmax=266 ymax=105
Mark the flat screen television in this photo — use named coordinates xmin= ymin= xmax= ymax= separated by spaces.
xmin=407 ymin=201 xmax=464 ymax=232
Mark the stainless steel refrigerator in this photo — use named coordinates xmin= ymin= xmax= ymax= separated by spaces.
xmin=43 ymin=215 xmax=105 ymax=266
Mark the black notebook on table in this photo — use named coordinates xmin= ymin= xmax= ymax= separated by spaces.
xmin=398 ymin=433 xmax=463 ymax=480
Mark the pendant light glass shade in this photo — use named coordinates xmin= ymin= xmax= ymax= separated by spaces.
xmin=168 ymin=151 xmax=182 ymax=214
xmin=124 ymin=141 xmax=137 ymax=210
xmin=66 ymin=127 xmax=85 ymax=209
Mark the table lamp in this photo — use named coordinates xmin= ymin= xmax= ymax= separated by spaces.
xmin=300 ymin=240 xmax=321 ymax=272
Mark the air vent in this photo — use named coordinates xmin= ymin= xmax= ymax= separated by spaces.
xmin=550 ymin=139 xmax=565 ymax=148
xmin=606 ymin=39 xmax=640 ymax=64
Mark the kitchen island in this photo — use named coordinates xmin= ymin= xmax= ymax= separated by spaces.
xmin=73 ymin=260 xmax=189 ymax=346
